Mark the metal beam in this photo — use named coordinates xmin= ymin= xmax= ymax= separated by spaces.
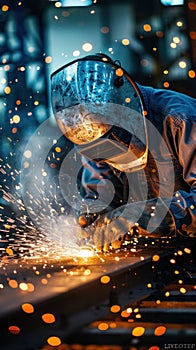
xmin=0 ymin=241 xmax=195 ymax=350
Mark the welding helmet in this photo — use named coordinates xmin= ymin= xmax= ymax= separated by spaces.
xmin=51 ymin=54 xmax=148 ymax=172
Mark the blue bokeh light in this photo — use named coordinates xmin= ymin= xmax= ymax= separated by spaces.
xmin=160 ymin=0 xmax=184 ymax=5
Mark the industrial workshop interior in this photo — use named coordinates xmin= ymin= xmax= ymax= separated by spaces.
xmin=0 ymin=0 xmax=196 ymax=349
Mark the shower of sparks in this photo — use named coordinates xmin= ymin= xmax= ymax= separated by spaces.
xmin=0 ymin=138 xmax=145 ymax=261
xmin=0 ymin=161 xmax=93 ymax=260
xmin=0 ymin=156 xmax=50 ymax=259
xmin=0 ymin=149 xmax=181 ymax=261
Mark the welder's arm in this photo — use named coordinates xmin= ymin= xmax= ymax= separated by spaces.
xmin=79 ymin=115 xmax=196 ymax=245
xmin=81 ymin=197 xmax=176 ymax=251
xmin=164 ymin=115 xmax=196 ymax=237
xmin=169 ymin=188 xmax=196 ymax=237
xmin=78 ymin=160 xmax=176 ymax=250
xmin=82 ymin=187 xmax=196 ymax=252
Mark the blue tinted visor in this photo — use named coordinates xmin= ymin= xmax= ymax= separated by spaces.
xmin=51 ymin=57 xmax=148 ymax=172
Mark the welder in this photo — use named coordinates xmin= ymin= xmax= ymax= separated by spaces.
xmin=51 ymin=53 xmax=196 ymax=251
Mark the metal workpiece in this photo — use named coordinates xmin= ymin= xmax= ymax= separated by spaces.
xmin=0 ymin=240 xmax=195 ymax=350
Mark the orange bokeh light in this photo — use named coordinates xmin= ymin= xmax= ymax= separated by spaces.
xmin=110 ymin=304 xmax=121 ymax=313
xmin=21 ymin=303 xmax=34 ymax=314
xmin=8 ymin=325 xmax=20 ymax=334
xmin=132 ymin=326 xmax=145 ymax=337
xmin=12 ymin=127 xmax=18 ymax=134
xmin=190 ymin=31 xmax=196 ymax=40
xmin=143 ymin=24 xmax=152 ymax=32
xmin=152 ymin=254 xmax=160 ymax=262
xmin=42 ymin=313 xmax=56 ymax=324
xmin=47 ymin=336 xmax=61 ymax=346
xmin=8 ymin=279 xmax=18 ymax=289
xmin=98 ymin=322 xmax=109 ymax=331
xmin=188 ymin=1 xmax=196 ymax=10
xmin=154 ymin=325 xmax=167 ymax=336
xmin=100 ymin=275 xmax=110 ymax=284
xmin=2 ymin=5 xmax=9 ymax=12
xmin=163 ymin=82 xmax=170 ymax=88
xmin=115 ymin=68 xmax=124 ymax=77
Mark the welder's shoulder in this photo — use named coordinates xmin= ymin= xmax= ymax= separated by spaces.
xmin=140 ymin=84 xmax=196 ymax=122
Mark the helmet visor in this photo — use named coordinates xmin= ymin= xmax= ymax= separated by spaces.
xmin=51 ymin=58 xmax=148 ymax=172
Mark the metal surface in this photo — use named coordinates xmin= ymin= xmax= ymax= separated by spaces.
xmin=69 ymin=282 xmax=196 ymax=348
xmin=63 ymin=244 xmax=196 ymax=349
xmin=1 ymin=239 xmax=195 ymax=350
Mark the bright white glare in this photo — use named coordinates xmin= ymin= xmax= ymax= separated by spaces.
xmin=73 ymin=50 xmax=80 ymax=57
xmin=160 ymin=0 xmax=184 ymax=5
xmin=82 ymin=42 xmax=93 ymax=52
xmin=79 ymin=245 xmax=95 ymax=258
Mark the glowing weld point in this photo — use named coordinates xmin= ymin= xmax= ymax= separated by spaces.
xmin=78 ymin=245 xmax=95 ymax=258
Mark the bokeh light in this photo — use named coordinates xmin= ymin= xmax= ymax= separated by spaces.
xmin=47 ymin=336 xmax=61 ymax=346
xmin=154 ymin=325 xmax=167 ymax=336
xmin=42 ymin=313 xmax=56 ymax=324
xmin=21 ymin=303 xmax=34 ymax=314
xmin=132 ymin=326 xmax=145 ymax=336
xmin=100 ymin=275 xmax=110 ymax=284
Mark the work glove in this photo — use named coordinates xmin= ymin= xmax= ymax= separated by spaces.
xmin=81 ymin=197 xmax=176 ymax=251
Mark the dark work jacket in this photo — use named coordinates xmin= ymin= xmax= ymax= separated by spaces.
xmin=80 ymin=85 xmax=196 ymax=237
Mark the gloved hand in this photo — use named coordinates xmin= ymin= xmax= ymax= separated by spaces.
xmin=89 ymin=213 xmax=135 ymax=251
xmin=82 ymin=197 xmax=176 ymax=251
